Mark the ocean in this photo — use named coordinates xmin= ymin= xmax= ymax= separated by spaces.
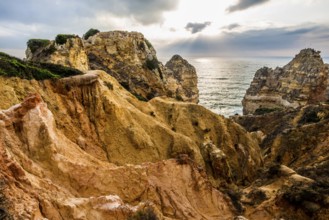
xmin=187 ymin=57 xmax=291 ymax=117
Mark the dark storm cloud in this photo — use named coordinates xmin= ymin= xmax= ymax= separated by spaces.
xmin=185 ymin=22 xmax=211 ymax=34
xmin=160 ymin=25 xmax=329 ymax=56
xmin=227 ymin=0 xmax=270 ymax=13
xmin=0 ymin=0 xmax=178 ymax=25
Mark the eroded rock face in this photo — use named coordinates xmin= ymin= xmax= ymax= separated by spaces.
xmin=233 ymin=104 xmax=329 ymax=219
xmin=26 ymin=31 xmax=199 ymax=103
xmin=243 ymin=49 xmax=329 ymax=115
xmin=0 ymin=71 xmax=262 ymax=186
xmin=235 ymin=51 xmax=329 ymax=218
xmin=84 ymin=31 xmax=167 ymax=100
xmin=234 ymin=104 xmax=329 ymax=168
xmin=165 ymin=55 xmax=199 ymax=103
xmin=26 ymin=37 xmax=89 ymax=72
xmin=0 ymin=71 xmax=263 ymax=219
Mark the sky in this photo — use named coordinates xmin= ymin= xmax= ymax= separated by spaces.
xmin=1 ymin=0 xmax=329 ymax=58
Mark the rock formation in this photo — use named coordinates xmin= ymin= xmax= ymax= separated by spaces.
xmin=26 ymin=31 xmax=199 ymax=103
xmin=9 ymin=40 xmax=329 ymax=219
xmin=26 ymin=36 xmax=89 ymax=72
xmin=227 ymin=48 xmax=329 ymax=219
xmin=0 ymin=93 xmax=236 ymax=219
xmin=242 ymin=48 xmax=329 ymax=115
xmin=233 ymin=104 xmax=329 ymax=219
xmin=0 ymin=66 xmax=263 ymax=219
xmin=165 ymin=55 xmax=199 ymax=103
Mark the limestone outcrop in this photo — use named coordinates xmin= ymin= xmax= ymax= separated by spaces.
xmin=234 ymin=104 xmax=329 ymax=169
xmin=232 ymin=104 xmax=329 ymax=219
xmin=26 ymin=36 xmax=89 ymax=72
xmin=0 ymin=69 xmax=263 ymax=219
xmin=165 ymin=55 xmax=199 ymax=103
xmin=26 ymin=31 xmax=199 ymax=103
xmin=242 ymin=49 xmax=329 ymax=115
xmin=0 ymin=93 xmax=235 ymax=219
xmin=230 ymin=48 xmax=329 ymax=219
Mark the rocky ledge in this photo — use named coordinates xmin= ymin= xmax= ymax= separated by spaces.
xmin=26 ymin=31 xmax=199 ymax=103
xmin=242 ymin=48 xmax=329 ymax=115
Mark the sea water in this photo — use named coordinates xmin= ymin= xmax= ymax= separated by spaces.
xmin=187 ymin=57 xmax=291 ymax=117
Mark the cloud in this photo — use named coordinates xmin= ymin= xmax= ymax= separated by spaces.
xmin=222 ymin=23 xmax=241 ymax=31
xmin=227 ymin=0 xmax=270 ymax=13
xmin=0 ymin=0 xmax=179 ymax=58
xmin=160 ymin=25 xmax=329 ymax=57
xmin=0 ymin=0 xmax=178 ymax=26
xmin=185 ymin=22 xmax=211 ymax=34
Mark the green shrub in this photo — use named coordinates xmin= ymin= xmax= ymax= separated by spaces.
xmin=133 ymin=93 xmax=148 ymax=102
xmin=128 ymin=208 xmax=158 ymax=220
xmin=83 ymin=28 xmax=100 ymax=40
xmin=246 ymin=189 xmax=267 ymax=205
xmin=103 ymin=81 xmax=113 ymax=90
xmin=27 ymin=39 xmax=51 ymax=53
xmin=55 ymin=34 xmax=77 ymax=45
xmin=225 ymin=189 xmax=244 ymax=214
xmin=146 ymin=57 xmax=159 ymax=70
xmin=32 ymin=62 xmax=83 ymax=78
xmin=298 ymin=110 xmax=321 ymax=124
xmin=176 ymin=94 xmax=183 ymax=101
xmin=145 ymin=39 xmax=154 ymax=49
xmin=0 ymin=51 xmax=83 ymax=80
xmin=254 ymin=107 xmax=281 ymax=115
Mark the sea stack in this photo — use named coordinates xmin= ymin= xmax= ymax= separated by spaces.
xmin=242 ymin=48 xmax=329 ymax=115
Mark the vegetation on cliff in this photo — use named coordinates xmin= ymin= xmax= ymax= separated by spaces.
xmin=83 ymin=28 xmax=100 ymax=40
xmin=145 ymin=57 xmax=159 ymax=70
xmin=27 ymin=39 xmax=51 ymax=53
xmin=0 ymin=52 xmax=83 ymax=80
xmin=55 ymin=34 xmax=78 ymax=45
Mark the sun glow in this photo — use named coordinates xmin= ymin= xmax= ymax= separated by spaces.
xmin=161 ymin=0 xmax=232 ymax=36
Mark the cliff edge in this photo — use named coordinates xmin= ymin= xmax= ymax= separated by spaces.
xmin=26 ymin=31 xmax=199 ymax=103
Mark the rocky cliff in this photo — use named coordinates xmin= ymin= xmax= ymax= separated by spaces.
xmin=0 ymin=63 xmax=263 ymax=219
xmin=26 ymin=36 xmax=89 ymax=72
xmin=233 ymin=104 xmax=329 ymax=219
xmin=242 ymin=48 xmax=329 ymax=115
xmin=6 ymin=41 xmax=329 ymax=219
xmin=232 ymin=49 xmax=329 ymax=219
xmin=26 ymin=31 xmax=199 ymax=103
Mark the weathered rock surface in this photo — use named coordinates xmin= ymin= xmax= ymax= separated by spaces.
xmin=26 ymin=31 xmax=199 ymax=103
xmin=242 ymin=48 xmax=329 ymax=115
xmin=26 ymin=37 xmax=89 ymax=72
xmin=0 ymin=71 xmax=262 ymax=219
xmin=233 ymin=104 xmax=329 ymax=219
xmin=233 ymin=49 xmax=329 ymax=219
xmin=165 ymin=55 xmax=199 ymax=103
xmin=234 ymin=104 xmax=329 ymax=167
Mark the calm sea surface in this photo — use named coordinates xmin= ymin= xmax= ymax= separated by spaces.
xmin=186 ymin=57 xmax=291 ymax=117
